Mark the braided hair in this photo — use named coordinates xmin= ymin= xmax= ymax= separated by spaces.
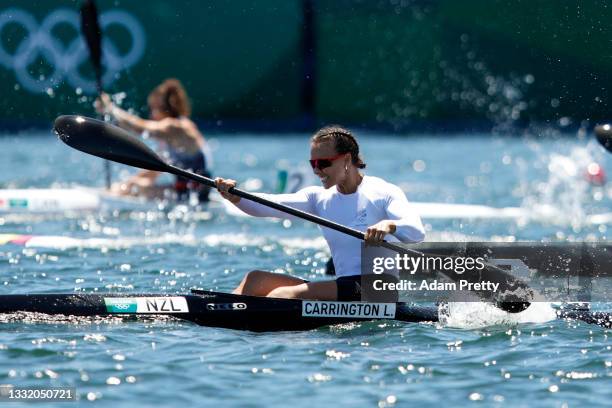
xmin=311 ymin=125 xmax=366 ymax=169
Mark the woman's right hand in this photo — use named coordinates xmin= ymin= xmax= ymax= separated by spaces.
xmin=94 ymin=92 xmax=113 ymax=115
xmin=215 ymin=177 xmax=241 ymax=204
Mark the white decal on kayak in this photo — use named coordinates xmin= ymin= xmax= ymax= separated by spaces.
xmin=105 ymin=297 xmax=189 ymax=314
xmin=206 ymin=302 xmax=247 ymax=311
xmin=302 ymin=301 xmax=396 ymax=319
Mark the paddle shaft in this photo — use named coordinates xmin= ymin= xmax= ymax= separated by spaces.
xmin=171 ymin=165 xmax=356 ymax=231
xmin=180 ymin=168 xmax=436 ymax=253
xmin=80 ymin=0 xmax=111 ymax=189
xmin=172 ymin=164 xmax=417 ymax=247
xmin=80 ymin=0 xmax=102 ymax=90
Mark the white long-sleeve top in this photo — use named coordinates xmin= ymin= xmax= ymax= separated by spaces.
xmin=234 ymin=175 xmax=425 ymax=278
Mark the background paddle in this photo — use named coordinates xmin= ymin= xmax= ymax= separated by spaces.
xmin=594 ymin=124 xmax=612 ymax=154
xmin=80 ymin=0 xmax=111 ymax=189
xmin=54 ymin=114 xmax=533 ymax=313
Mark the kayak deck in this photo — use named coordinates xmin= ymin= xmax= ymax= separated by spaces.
xmin=0 ymin=290 xmax=439 ymax=332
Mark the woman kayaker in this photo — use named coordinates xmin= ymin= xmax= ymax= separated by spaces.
xmin=216 ymin=125 xmax=425 ymax=301
xmin=96 ymin=78 xmax=212 ymax=202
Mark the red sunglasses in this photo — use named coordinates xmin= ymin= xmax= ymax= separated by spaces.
xmin=309 ymin=153 xmax=346 ymax=170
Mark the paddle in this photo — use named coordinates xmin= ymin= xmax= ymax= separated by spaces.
xmin=54 ymin=114 xmax=533 ymax=313
xmin=594 ymin=124 xmax=612 ymax=154
xmin=80 ymin=0 xmax=111 ymax=189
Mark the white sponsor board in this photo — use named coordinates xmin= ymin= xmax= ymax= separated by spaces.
xmin=302 ymin=301 xmax=396 ymax=319
xmin=104 ymin=297 xmax=189 ymax=314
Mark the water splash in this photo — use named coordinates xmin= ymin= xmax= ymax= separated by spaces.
xmin=439 ymin=301 xmax=557 ymax=329
xmin=517 ymin=141 xmax=610 ymax=228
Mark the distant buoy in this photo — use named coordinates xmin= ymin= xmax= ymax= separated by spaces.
xmin=585 ymin=162 xmax=606 ymax=185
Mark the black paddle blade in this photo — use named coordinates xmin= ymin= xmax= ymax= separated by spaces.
xmin=80 ymin=0 xmax=102 ymax=91
xmin=594 ymin=124 xmax=612 ymax=154
xmin=54 ymin=115 xmax=170 ymax=172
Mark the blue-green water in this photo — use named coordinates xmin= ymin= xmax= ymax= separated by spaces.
xmin=0 ymin=130 xmax=610 ymax=407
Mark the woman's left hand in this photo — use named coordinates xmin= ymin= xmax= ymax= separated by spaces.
xmin=364 ymin=220 xmax=396 ymax=245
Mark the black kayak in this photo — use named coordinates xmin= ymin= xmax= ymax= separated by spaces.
xmin=0 ymin=290 xmax=439 ymax=332
xmin=1 ymin=290 xmax=609 ymax=331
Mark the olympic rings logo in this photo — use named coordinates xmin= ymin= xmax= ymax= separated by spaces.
xmin=0 ymin=8 xmax=146 ymax=94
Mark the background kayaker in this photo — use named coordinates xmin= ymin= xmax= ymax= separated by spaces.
xmin=96 ymin=78 xmax=213 ymax=202
xmin=216 ymin=125 xmax=425 ymax=301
